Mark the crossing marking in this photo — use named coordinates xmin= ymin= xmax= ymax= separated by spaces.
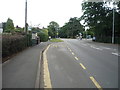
xmin=80 ymin=63 xmax=86 ymax=69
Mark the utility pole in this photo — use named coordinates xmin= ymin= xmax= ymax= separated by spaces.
xmin=112 ymin=1 xmax=115 ymax=44
xmin=24 ymin=0 xmax=27 ymax=33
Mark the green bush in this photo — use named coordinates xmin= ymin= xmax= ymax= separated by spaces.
xmin=2 ymin=34 xmax=32 ymax=59
xmin=38 ymin=32 xmax=48 ymax=42
xmin=26 ymin=34 xmax=32 ymax=46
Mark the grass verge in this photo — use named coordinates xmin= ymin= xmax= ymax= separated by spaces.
xmin=50 ymin=38 xmax=64 ymax=42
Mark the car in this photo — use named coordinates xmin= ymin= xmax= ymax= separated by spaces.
xmin=92 ymin=37 xmax=96 ymax=41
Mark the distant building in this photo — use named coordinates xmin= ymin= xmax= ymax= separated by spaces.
xmin=0 ymin=23 xmax=3 ymax=33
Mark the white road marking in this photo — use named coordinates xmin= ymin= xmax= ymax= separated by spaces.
xmin=81 ymin=44 xmax=87 ymax=46
xmin=112 ymin=52 xmax=120 ymax=56
xmin=101 ymin=47 xmax=111 ymax=50
xmin=90 ymin=46 xmax=103 ymax=51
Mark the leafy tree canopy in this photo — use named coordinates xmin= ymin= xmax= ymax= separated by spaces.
xmin=5 ymin=18 xmax=14 ymax=33
xmin=47 ymin=21 xmax=59 ymax=38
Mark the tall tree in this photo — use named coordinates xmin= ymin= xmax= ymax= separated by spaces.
xmin=59 ymin=17 xmax=84 ymax=38
xmin=5 ymin=18 xmax=14 ymax=33
xmin=47 ymin=21 xmax=59 ymax=38
xmin=81 ymin=2 xmax=120 ymax=43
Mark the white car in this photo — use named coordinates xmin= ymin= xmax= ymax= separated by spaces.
xmin=92 ymin=37 xmax=96 ymax=41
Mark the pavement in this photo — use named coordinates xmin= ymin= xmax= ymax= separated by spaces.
xmin=2 ymin=42 xmax=49 ymax=88
xmin=43 ymin=39 xmax=119 ymax=88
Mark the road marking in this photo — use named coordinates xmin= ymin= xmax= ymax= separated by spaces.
xmin=101 ymin=47 xmax=111 ymax=50
xmin=75 ymin=57 xmax=79 ymax=60
xmin=68 ymin=48 xmax=72 ymax=52
xmin=72 ymin=52 xmax=75 ymax=55
xmin=82 ymin=44 xmax=87 ymax=46
xmin=90 ymin=76 xmax=102 ymax=90
xmin=90 ymin=46 xmax=102 ymax=51
xmin=112 ymin=52 xmax=120 ymax=56
xmin=43 ymin=45 xmax=52 ymax=88
xmin=79 ymin=63 xmax=86 ymax=69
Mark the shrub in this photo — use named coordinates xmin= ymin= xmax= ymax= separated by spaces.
xmin=2 ymin=34 xmax=32 ymax=60
xmin=38 ymin=32 xmax=48 ymax=42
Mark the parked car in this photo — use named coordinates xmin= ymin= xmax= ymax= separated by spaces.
xmin=92 ymin=37 xmax=96 ymax=41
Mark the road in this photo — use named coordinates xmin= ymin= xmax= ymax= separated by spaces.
xmin=43 ymin=39 xmax=119 ymax=89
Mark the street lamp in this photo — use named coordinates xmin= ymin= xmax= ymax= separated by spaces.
xmin=112 ymin=1 xmax=115 ymax=44
xmin=24 ymin=0 xmax=27 ymax=33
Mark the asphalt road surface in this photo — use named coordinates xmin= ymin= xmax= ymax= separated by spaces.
xmin=46 ymin=39 xmax=119 ymax=88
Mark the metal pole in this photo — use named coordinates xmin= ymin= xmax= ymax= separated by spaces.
xmin=24 ymin=0 xmax=27 ymax=33
xmin=86 ymin=30 xmax=87 ymax=39
xmin=112 ymin=2 xmax=115 ymax=44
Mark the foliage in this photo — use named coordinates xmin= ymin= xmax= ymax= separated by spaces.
xmin=47 ymin=21 xmax=59 ymax=38
xmin=4 ymin=18 xmax=15 ymax=33
xmin=50 ymin=38 xmax=64 ymax=42
xmin=2 ymin=34 xmax=32 ymax=61
xmin=81 ymin=2 xmax=120 ymax=44
xmin=59 ymin=17 xmax=84 ymax=38
xmin=15 ymin=25 xmax=24 ymax=33
xmin=37 ymin=29 xmax=49 ymax=42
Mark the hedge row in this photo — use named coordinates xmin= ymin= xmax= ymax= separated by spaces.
xmin=95 ymin=36 xmax=120 ymax=44
xmin=2 ymin=34 xmax=32 ymax=60
xmin=37 ymin=32 xmax=48 ymax=42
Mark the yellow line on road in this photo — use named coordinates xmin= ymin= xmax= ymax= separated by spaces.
xmin=90 ymin=76 xmax=102 ymax=90
xmin=69 ymin=49 xmax=72 ymax=52
xmin=79 ymin=63 xmax=86 ymax=69
xmin=72 ymin=52 xmax=75 ymax=55
xmin=43 ymin=45 xmax=52 ymax=88
xmin=75 ymin=57 xmax=79 ymax=60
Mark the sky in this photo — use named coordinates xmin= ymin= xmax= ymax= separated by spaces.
xmin=0 ymin=0 xmax=83 ymax=28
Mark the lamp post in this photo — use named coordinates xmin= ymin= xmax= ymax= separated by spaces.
xmin=112 ymin=1 xmax=115 ymax=44
xmin=24 ymin=0 xmax=27 ymax=33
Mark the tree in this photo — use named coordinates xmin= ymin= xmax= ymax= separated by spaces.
xmin=47 ymin=21 xmax=59 ymax=38
xmin=5 ymin=18 xmax=14 ymax=33
xmin=37 ymin=29 xmax=49 ymax=42
xmin=15 ymin=25 xmax=24 ymax=33
xmin=59 ymin=17 xmax=84 ymax=38
xmin=81 ymin=2 xmax=120 ymax=43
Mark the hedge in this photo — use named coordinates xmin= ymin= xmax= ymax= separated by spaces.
xmin=2 ymin=34 xmax=32 ymax=60
xmin=95 ymin=36 xmax=120 ymax=44
xmin=37 ymin=32 xmax=48 ymax=42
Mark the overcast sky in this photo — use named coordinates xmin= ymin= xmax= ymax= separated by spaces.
xmin=0 ymin=0 xmax=83 ymax=28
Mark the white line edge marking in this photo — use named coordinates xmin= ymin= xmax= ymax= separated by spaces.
xmin=90 ymin=46 xmax=102 ymax=51
xmin=112 ymin=52 xmax=120 ymax=56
